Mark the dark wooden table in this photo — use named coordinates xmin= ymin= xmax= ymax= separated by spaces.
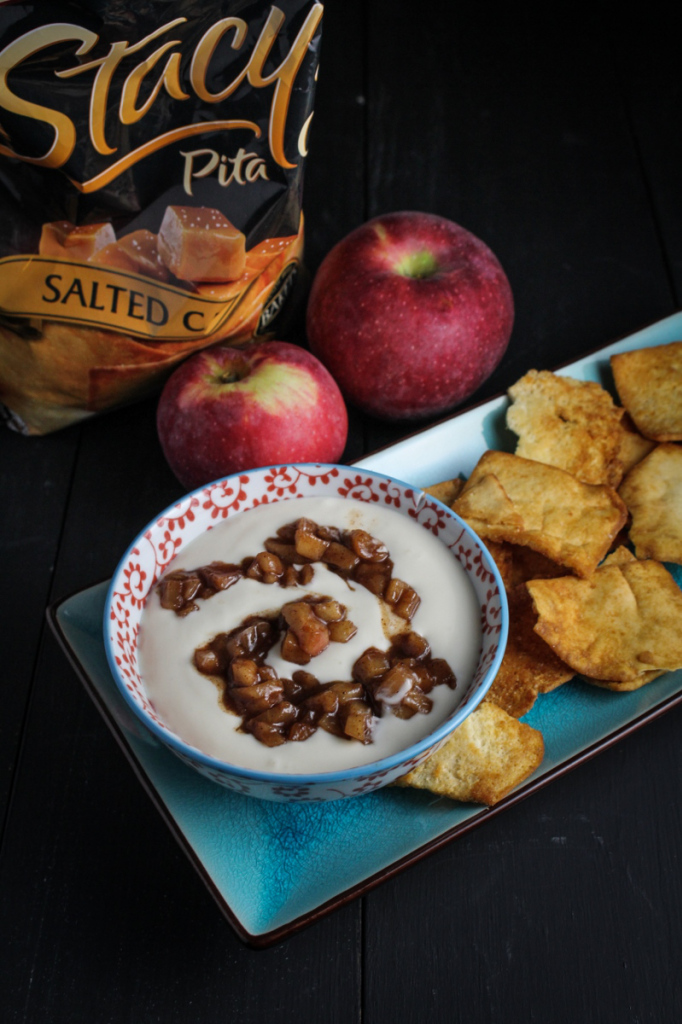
xmin=3 ymin=2 xmax=682 ymax=1020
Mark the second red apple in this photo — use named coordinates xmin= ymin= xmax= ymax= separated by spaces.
xmin=306 ymin=212 xmax=514 ymax=420
xmin=157 ymin=341 xmax=348 ymax=490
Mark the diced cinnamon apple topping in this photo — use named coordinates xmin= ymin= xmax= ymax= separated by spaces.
xmin=245 ymin=550 xmax=284 ymax=583
xmin=193 ymin=604 xmax=456 ymax=747
xmin=157 ymin=518 xmax=419 ymax=616
xmin=263 ymin=538 xmax=301 ymax=563
xmin=328 ymin=619 xmax=358 ymax=643
xmin=349 ymin=529 xmax=389 ymax=562
xmin=294 ymin=526 xmax=328 ymax=561
xmin=157 ymin=561 xmax=243 ymax=616
xmin=281 ymin=599 xmax=331 ymax=659
xmin=156 ymin=548 xmax=315 ymax=616
xmin=158 ymin=517 xmax=456 ymax=747
xmin=384 ymin=578 xmax=421 ymax=620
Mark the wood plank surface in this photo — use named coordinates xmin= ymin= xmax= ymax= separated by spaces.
xmin=2 ymin=1 xmax=682 ymax=1021
xmin=608 ymin=2 xmax=682 ymax=303
xmin=0 ymin=428 xmax=80 ymax=831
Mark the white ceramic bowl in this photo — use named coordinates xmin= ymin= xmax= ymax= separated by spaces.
xmin=104 ymin=463 xmax=508 ymax=802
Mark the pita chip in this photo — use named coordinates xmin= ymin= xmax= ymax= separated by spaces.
xmin=611 ymin=342 xmax=682 ymax=441
xmin=452 ymin=450 xmax=627 ymax=576
xmin=585 ymin=670 xmax=666 ymax=693
xmin=618 ymin=443 xmax=682 ymax=564
xmin=395 ymin=701 xmax=544 ymax=806
xmin=507 ymin=369 xmax=625 ymax=486
xmin=527 ymin=558 xmax=682 ymax=682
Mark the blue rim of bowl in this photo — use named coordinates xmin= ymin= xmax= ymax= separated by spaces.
xmin=103 ymin=463 xmax=509 ymax=786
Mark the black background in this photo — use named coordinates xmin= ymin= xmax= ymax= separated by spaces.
xmin=2 ymin=1 xmax=682 ymax=1020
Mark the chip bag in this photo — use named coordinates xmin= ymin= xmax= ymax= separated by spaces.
xmin=0 ymin=0 xmax=323 ymax=434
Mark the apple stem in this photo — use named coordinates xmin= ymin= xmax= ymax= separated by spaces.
xmin=394 ymin=250 xmax=440 ymax=279
xmin=216 ymin=358 xmax=250 ymax=385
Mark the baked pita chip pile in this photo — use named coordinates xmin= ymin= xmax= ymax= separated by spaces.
xmin=405 ymin=341 xmax=682 ymax=806
xmin=611 ymin=342 xmax=682 ymax=441
xmin=395 ymin=700 xmax=544 ymax=806
xmin=618 ymin=443 xmax=682 ymax=564
xmin=527 ymin=558 xmax=682 ymax=687
xmin=507 ymin=370 xmax=625 ymax=486
xmin=451 ymin=450 xmax=627 ymax=576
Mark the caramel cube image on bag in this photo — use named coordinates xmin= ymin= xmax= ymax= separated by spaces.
xmin=90 ymin=230 xmax=172 ymax=283
xmin=39 ymin=220 xmax=116 ymax=261
xmin=158 ymin=206 xmax=246 ymax=282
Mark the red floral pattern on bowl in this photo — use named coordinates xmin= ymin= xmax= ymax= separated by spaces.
xmin=104 ymin=463 xmax=508 ymax=802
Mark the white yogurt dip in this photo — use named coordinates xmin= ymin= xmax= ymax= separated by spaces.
xmin=137 ymin=496 xmax=481 ymax=773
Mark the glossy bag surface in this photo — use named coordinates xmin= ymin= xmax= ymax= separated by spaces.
xmin=0 ymin=0 xmax=323 ymax=433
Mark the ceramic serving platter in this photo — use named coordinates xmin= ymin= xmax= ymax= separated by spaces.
xmin=49 ymin=311 xmax=682 ymax=947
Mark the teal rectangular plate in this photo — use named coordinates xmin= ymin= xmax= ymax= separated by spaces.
xmin=49 ymin=311 xmax=682 ymax=947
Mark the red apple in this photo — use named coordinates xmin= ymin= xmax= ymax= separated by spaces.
xmin=156 ymin=341 xmax=348 ymax=490
xmin=306 ymin=211 xmax=514 ymax=420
